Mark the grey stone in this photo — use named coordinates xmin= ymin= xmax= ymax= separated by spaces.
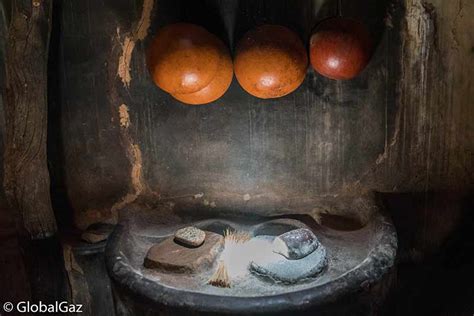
xmin=81 ymin=231 xmax=108 ymax=243
xmin=81 ymin=223 xmax=115 ymax=244
xmin=272 ymin=228 xmax=319 ymax=259
xmin=249 ymin=235 xmax=327 ymax=284
xmin=174 ymin=226 xmax=206 ymax=247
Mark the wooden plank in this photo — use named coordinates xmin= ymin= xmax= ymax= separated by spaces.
xmin=3 ymin=0 xmax=57 ymax=238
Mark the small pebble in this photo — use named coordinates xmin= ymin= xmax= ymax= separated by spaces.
xmin=174 ymin=226 xmax=205 ymax=247
xmin=193 ymin=193 xmax=204 ymax=199
xmin=81 ymin=223 xmax=115 ymax=244
xmin=82 ymin=231 xmax=108 ymax=243
xmin=272 ymin=228 xmax=319 ymax=260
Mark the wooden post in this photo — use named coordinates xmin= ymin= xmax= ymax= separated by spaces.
xmin=4 ymin=0 xmax=57 ymax=239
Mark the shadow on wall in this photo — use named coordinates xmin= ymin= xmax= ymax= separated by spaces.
xmin=147 ymin=0 xmax=390 ymax=50
xmin=380 ymin=192 xmax=474 ymax=316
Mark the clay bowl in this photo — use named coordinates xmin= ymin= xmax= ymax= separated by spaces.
xmin=147 ymin=23 xmax=227 ymax=96
xmin=106 ymin=199 xmax=397 ymax=314
xmin=309 ymin=18 xmax=372 ymax=80
xmin=234 ymin=25 xmax=308 ymax=99
xmin=172 ymin=40 xmax=233 ymax=105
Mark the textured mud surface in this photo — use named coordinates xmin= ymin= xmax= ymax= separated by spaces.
xmin=110 ymin=208 xmax=391 ymax=297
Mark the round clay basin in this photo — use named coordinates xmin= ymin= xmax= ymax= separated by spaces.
xmin=106 ymin=199 xmax=396 ymax=315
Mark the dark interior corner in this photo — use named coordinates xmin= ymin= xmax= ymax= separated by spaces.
xmin=1 ymin=0 xmax=473 ymax=315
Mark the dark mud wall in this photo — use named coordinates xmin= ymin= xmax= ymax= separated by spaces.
xmin=368 ymin=0 xmax=474 ymax=192
xmin=57 ymin=0 xmax=473 ymax=229
xmin=58 ymin=0 xmax=396 ymax=229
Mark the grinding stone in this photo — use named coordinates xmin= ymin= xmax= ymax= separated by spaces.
xmin=174 ymin=226 xmax=206 ymax=247
xmin=249 ymin=235 xmax=327 ymax=284
xmin=144 ymin=232 xmax=223 ymax=274
xmin=272 ymin=228 xmax=319 ymax=260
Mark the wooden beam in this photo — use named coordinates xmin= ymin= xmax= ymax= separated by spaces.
xmin=4 ymin=0 xmax=56 ymax=239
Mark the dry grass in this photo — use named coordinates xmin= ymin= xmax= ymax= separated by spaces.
xmin=223 ymin=228 xmax=251 ymax=244
xmin=207 ymin=261 xmax=230 ymax=288
xmin=207 ymin=229 xmax=252 ymax=288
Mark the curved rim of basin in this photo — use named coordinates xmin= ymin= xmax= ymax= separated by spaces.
xmin=105 ymin=211 xmax=397 ymax=314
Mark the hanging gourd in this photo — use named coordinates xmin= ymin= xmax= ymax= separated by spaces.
xmin=234 ymin=25 xmax=308 ymax=99
xmin=147 ymin=23 xmax=233 ymax=105
xmin=309 ymin=1 xmax=372 ymax=80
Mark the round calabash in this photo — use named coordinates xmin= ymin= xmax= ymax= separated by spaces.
xmin=234 ymin=25 xmax=308 ymax=99
xmin=147 ymin=23 xmax=223 ymax=95
xmin=172 ymin=40 xmax=233 ymax=105
xmin=310 ymin=18 xmax=372 ymax=80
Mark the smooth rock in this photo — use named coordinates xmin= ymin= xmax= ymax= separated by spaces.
xmin=272 ymin=228 xmax=319 ymax=259
xmin=81 ymin=223 xmax=115 ymax=244
xmin=144 ymin=232 xmax=223 ymax=274
xmin=174 ymin=226 xmax=206 ymax=247
xmin=249 ymin=235 xmax=327 ymax=284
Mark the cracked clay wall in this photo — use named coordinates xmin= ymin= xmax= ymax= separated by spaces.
xmin=55 ymin=0 xmax=473 ymax=229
